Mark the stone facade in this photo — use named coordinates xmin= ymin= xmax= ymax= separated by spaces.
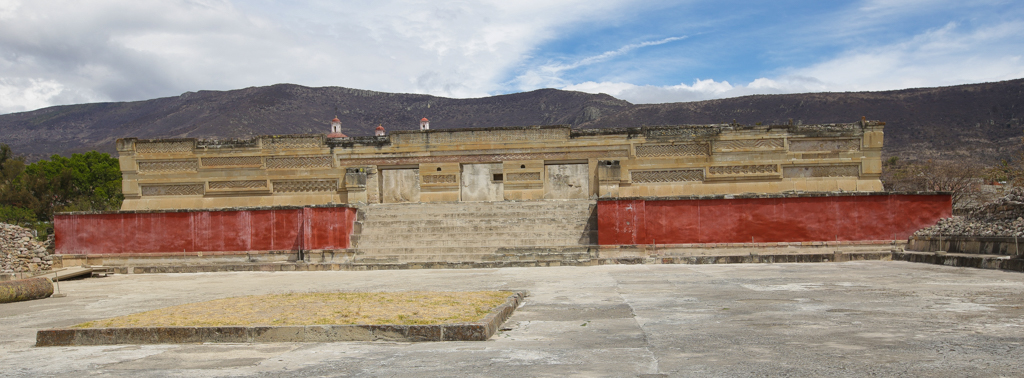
xmin=117 ymin=119 xmax=884 ymax=210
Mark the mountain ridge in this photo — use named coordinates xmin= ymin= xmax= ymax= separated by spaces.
xmin=2 ymin=79 xmax=1022 ymax=164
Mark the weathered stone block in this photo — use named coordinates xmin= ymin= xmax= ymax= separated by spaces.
xmin=155 ymin=327 xmax=202 ymax=344
xmin=406 ymin=325 xmax=442 ymax=342
xmin=35 ymin=329 xmax=76 ymax=347
xmin=369 ymin=325 xmax=408 ymax=341
xmin=442 ymin=324 xmax=488 ymax=341
xmin=250 ymin=326 xmax=304 ymax=342
xmin=199 ymin=327 xmax=248 ymax=343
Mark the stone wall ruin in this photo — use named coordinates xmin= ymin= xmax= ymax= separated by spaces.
xmin=115 ymin=120 xmax=886 ymax=210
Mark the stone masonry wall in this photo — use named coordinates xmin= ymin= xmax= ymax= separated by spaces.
xmin=1 ymin=223 xmax=52 ymax=273
xmin=914 ymin=187 xmax=1024 ymax=237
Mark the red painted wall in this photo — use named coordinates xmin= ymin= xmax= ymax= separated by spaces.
xmin=55 ymin=206 xmax=357 ymax=255
xmin=598 ymin=194 xmax=952 ymax=245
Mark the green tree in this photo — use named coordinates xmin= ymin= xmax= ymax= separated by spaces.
xmin=0 ymin=204 xmax=36 ymax=227
xmin=0 ymin=145 xmax=123 ymax=221
xmin=0 ymin=145 xmax=39 ymax=216
xmin=23 ymin=151 xmax=123 ymax=217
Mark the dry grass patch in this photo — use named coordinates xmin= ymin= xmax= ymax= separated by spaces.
xmin=74 ymin=291 xmax=512 ymax=328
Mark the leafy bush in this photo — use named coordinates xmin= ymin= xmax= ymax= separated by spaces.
xmin=0 ymin=144 xmax=122 ymax=221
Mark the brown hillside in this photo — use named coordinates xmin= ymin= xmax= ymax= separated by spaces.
xmin=1 ymin=79 xmax=1022 ymax=164
xmin=579 ymin=79 xmax=1024 ymax=163
xmin=0 ymin=85 xmax=631 ymax=161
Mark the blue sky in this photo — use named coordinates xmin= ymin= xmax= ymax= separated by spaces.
xmin=0 ymin=0 xmax=1022 ymax=114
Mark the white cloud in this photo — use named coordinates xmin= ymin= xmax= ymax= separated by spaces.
xmin=0 ymin=78 xmax=67 ymax=114
xmin=562 ymin=19 xmax=1024 ymax=104
xmin=0 ymin=0 xmax=1021 ymax=114
xmin=563 ymin=77 xmax=830 ymax=104
xmin=509 ymin=35 xmax=688 ymax=91
xmin=0 ymin=0 xmax=637 ymax=113
xmin=789 ymin=21 xmax=1024 ymax=91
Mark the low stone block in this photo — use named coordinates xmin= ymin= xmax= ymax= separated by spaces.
xmin=314 ymin=325 xmax=374 ymax=342
xmin=1002 ymin=259 xmax=1024 ymax=272
xmin=406 ymin=325 xmax=442 ymax=342
xmin=442 ymin=324 xmax=488 ymax=341
xmin=155 ymin=327 xmax=202 ymax=344
xmin=250 ymin=326 xmax=304 ymax=342
xmin=76 ymin=328 xmax=119 ymax=345
xmin=36 ymin=329 xmax=76 ymax=346
xmin=370 ymin=325 xmax=408 ymax=341
xmin=116 ymin=327 xmax=159 ymax=344
xmin=200 ymin=327 xmax=248 ymax=343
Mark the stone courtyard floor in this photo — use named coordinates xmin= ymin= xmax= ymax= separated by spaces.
xmin=2 ymin=261 xmax=1024 ymax=377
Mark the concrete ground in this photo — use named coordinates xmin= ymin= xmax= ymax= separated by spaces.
xmin=2 ymin=261 xmax=1024 ymax=377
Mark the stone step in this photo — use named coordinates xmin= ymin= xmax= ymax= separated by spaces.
xmin=352 ymin=200 xmax=597 ymax=263
xmin=356 ymin=223 xmax=594 ymax=234
xmin=353 ymin=251 xmax=594 ymax=263
xmin=353 ymin=230 xmax=596 ymax=242
xmin=361 ymin=209 xmax=593 ymax=220
xmin=360 ymin=204 xmax=595 ymax=215
xmin=353 ymin=236 xmax=592 ymax=248
xmin=353 ymin=245 xmax=594 ymax=256
xmin=357 ymin=217 xmax=594 ymax=228
xmin=359 ymin=200 xmax=594 ymax=212
xmin=481 ymin=252 xmax=593 ymax=262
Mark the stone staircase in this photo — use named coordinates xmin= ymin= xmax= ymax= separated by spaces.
xmin=350 ymin=200 xmax=598 ymax=264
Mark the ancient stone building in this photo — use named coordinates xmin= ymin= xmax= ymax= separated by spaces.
xmin=116 ymin=119 xmax=884 ymax=211
xmin=56 ymin=117 xmax=951 ymax=269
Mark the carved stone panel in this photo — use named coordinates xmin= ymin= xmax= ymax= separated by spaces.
xmin=799 ymin=152 xmax=841 ymax=160
xmin=201 ymin=156 xmax=263 ymax=168
xmin=630 ymin=169 xmax=705 ymax=183
xmin=635 ymin=144 xmax=709 ymax=157
xmin=135 ymin=141 xmax=194 ymax=154
xmin=137 ymin=159 xmax=199 ymax=173
xmin=266 ymin=155 xmax=333 ymax=169
xmin=783 ymin=165 xmax=860 ymax=178
xmin=707 ymin=164 xmax=779 ymax=176
xmin=271 ymin=179 xmax=338 ymax=193
xmin=644 ymin=127 xmax=721 ymax=138
xmin=208 ymin=180 xmax=268 ymax=190
xmin=339 ymin=150 xmax=628 ymax=167
xmin=506 ymin=172 xmax=541 ymax=181
xmin=422 ymin=174 xmax=457 ymax=184
xmin=713 ymin=139 xmax=784 ymax=151
xmin=789 ymin=139 xmax=860 ymax=152
xmin=141 ymin=184 xmax=204 ymax=196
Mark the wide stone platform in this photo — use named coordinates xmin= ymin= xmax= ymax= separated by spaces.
xmin=3 ymin=262 xmax=1024 ymax=376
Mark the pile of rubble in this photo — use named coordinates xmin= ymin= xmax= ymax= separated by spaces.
xmin=1 ymin=223 xmax=52 ymax=273
xmin=915 ymin=187 xmax=1024 ymax=237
